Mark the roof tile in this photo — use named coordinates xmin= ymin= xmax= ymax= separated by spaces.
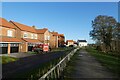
xmin=0 ymin=18 xmax=15 ymax=29
xmin=22 ymin=38 xmax=42 ymax=43
xmin=10 ymin=21 xmax=36 ymax=33
xmin=36 ymin=28 xmax=48 ymax=34
xmin=1 ymin=37 xmax=21 ymax=42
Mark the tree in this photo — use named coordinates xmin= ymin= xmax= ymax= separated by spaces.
xmin=90 ymin=15 xmax=117 ymax=52
xmin=112 ymin=23 xmax=120 ymax=52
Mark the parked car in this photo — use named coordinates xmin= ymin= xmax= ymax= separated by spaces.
xmin=69 ymin=45 xmax=74 ymax=47
xmin=32 ymin=44 xmax=50 ymax=54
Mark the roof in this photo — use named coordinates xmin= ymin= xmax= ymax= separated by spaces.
xmin=22 ymin=38 xmax=42 ymax=43
xmin=66 ymin=40 xmax=74 ymax=42
xmin=77 ymin=40 xmax=87 ymax=42
xmin=36 ymin=28 xmax=48 ymax=34
xmin=10 ymin=21 xmax=36 ymax=33
xmin=0 ymin=18 xmax=15 ymax=29
xmin=51 ymin=32 xmax=58 ymax=36
xmin=58 ymin=34 xmax=64 ymax=37
xmin=1 ymin=37 xmax=21 ymax=42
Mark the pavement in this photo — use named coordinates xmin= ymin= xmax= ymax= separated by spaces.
xmin=63 ymin=49 xmax=119 ymax=79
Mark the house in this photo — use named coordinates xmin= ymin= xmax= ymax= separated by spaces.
xmin=0 ymin=18 xmax=21 ymax=54
xmin=10 ymin=21 xmax=41 ymax=52
xmin=77 ymin=40 xmax=87 ymax=47
xmin=50 ymin=31 xmax=58 ymax=48
xmin=66 ymin=40 xmax=74 ymax=47
xmin=58 ymin=34 xmax=65 ymax=47
xmin=36 ymin=28 xmax=50 ymax=45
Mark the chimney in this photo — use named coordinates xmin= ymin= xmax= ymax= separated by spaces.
xmin=32 ymin=25 xmax=36 ymax=29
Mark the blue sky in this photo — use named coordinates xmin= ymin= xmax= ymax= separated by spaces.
xmin=2 ymin=2 xmax=118 ymax=43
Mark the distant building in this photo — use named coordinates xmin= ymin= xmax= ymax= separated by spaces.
xmin=77 ymin=40 xmax=87 ymax=47
xmin=66 ymin=40 xmax=74 ymax=46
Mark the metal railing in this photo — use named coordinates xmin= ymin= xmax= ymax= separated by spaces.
xmin=39 ymin=48 xmax=79 ymax=80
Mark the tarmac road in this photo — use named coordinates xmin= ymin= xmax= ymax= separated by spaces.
xmin=2 ymin=49 xmax=71 ymax=79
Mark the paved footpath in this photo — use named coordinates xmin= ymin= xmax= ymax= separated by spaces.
xmin=64 ymin=49 xmax=119 ymax=79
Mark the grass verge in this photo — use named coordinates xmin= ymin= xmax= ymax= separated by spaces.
xmin=86 ymin=47 xmax=120 ymax=76
xmin=0 ymin=56 xmax=18 ymax=64
xmin=60 ymin=49 xmax=81 ymax=79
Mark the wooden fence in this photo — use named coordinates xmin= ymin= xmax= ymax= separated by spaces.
xmin=39 ymin=48 xmax=79 ymax=80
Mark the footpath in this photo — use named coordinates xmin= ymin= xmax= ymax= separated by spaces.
xmin=63 ymin=49 xmax=119 ymax=79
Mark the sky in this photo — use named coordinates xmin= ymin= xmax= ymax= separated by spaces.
xmin=1 ymin=2 xmax=118 ymax=43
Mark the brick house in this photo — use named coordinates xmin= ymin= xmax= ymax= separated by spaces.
xmin=36 ymin=28 xmax=50 ymax=45
xmin=0 ymin=18 xmax=21 ymax=54
xmin=66 ymin=40 xmax=74 ymax=46
xmin=10 ymin=21 xmax=41 ymax=52
xmin=58 ymin=34 xmax=65 ymax=47
xmin=50 ymin=31 xmax=58 ymax=48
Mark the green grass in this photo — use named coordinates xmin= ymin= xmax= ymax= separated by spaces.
xmin=61 ymin=49 xmax=81 ymax=79
xmin=27 ymin=51 xmax=37 ymax=54
xmin=0 ymin=56 xmax=18 ymax=64
xmin=51 ymin=47 xmax=74 ymax=52
xmin=86 ymin=47 xmax=120 ymax=76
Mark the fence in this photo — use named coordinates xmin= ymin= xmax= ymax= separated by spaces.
xmin=39 ymin=48 xmax=79 ymax=80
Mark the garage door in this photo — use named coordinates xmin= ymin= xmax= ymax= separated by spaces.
xmin=28 ymin=46 xmax=33 ymax=51
xmin=0 ymin=43 xmax=8 ymax=54
xmin=10 ymin=47 xmax=19 ymax=53
xmin=10 ymin=43 xmax=19 ymax=53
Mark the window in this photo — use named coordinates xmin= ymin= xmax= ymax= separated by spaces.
xmin=7 ymin=30 xmax=13 ymax=37
xmin=31 ymin=34 xmax=33 ymax=39
xmin=48 ymin=36 xmax=50 ymax=40
xmin=0 ymin=43 xmax=8 ymax=47
xmin=45 ymin=35 xmax=47 ymax=40
xmin=45 ymin=35 xmax=50 ymax=40
xmin=35 ymin=34 xmax=37 ymax=39
xmin=0 ymin=27 xmax=2 ymax=36
xmin=10 ymin=43 xmax=19 ymax=47
xmin=23 ymin=32 xmax=28 ymax=38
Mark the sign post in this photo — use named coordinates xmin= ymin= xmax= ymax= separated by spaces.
xmin=43 ymin=44 xmax=49 ymax=52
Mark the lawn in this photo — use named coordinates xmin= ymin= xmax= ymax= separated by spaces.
xmin=86 ymin=47 xmax=120 ymax=76
xmin=0 ymin=56 xmax=18 ymax=64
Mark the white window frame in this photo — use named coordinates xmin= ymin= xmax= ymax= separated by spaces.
xmin=0 ymin=27 xmax=2 ymax=36
xmin=31 ymin=33 xmax=34 ymax=39
xmin=35 ymin=34 xmax=37 ymax=39
xmin=45 ymin=35 xmax=47 ymax=40
xmin=7 ymin=30 xmax=12 ymax=37
xmin=23 ymin=32 xmax=28 ymax=38
xmin=47 ymin=36 xmax=50 ymax=40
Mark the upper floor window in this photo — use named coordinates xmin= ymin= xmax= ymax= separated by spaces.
xmin=35 ymin=34 xmax=37 ymax=39
xmin=48 ymin=36 xmax=50 ymax=40
xmin=31 ymin=34 xmax=33 ymax=39
xmin=7 ymin=30 xmax=13 ymax=37
xmin=23 ymin=32 xmax=28 ymax=38
xmin=45 ymin=35 xmax=50 ymax=40
xmin=0 ymin=27 xmax=2 ymax=36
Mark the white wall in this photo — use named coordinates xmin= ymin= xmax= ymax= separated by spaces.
xmin=78 ymin=42 xmax=87 ymax=47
